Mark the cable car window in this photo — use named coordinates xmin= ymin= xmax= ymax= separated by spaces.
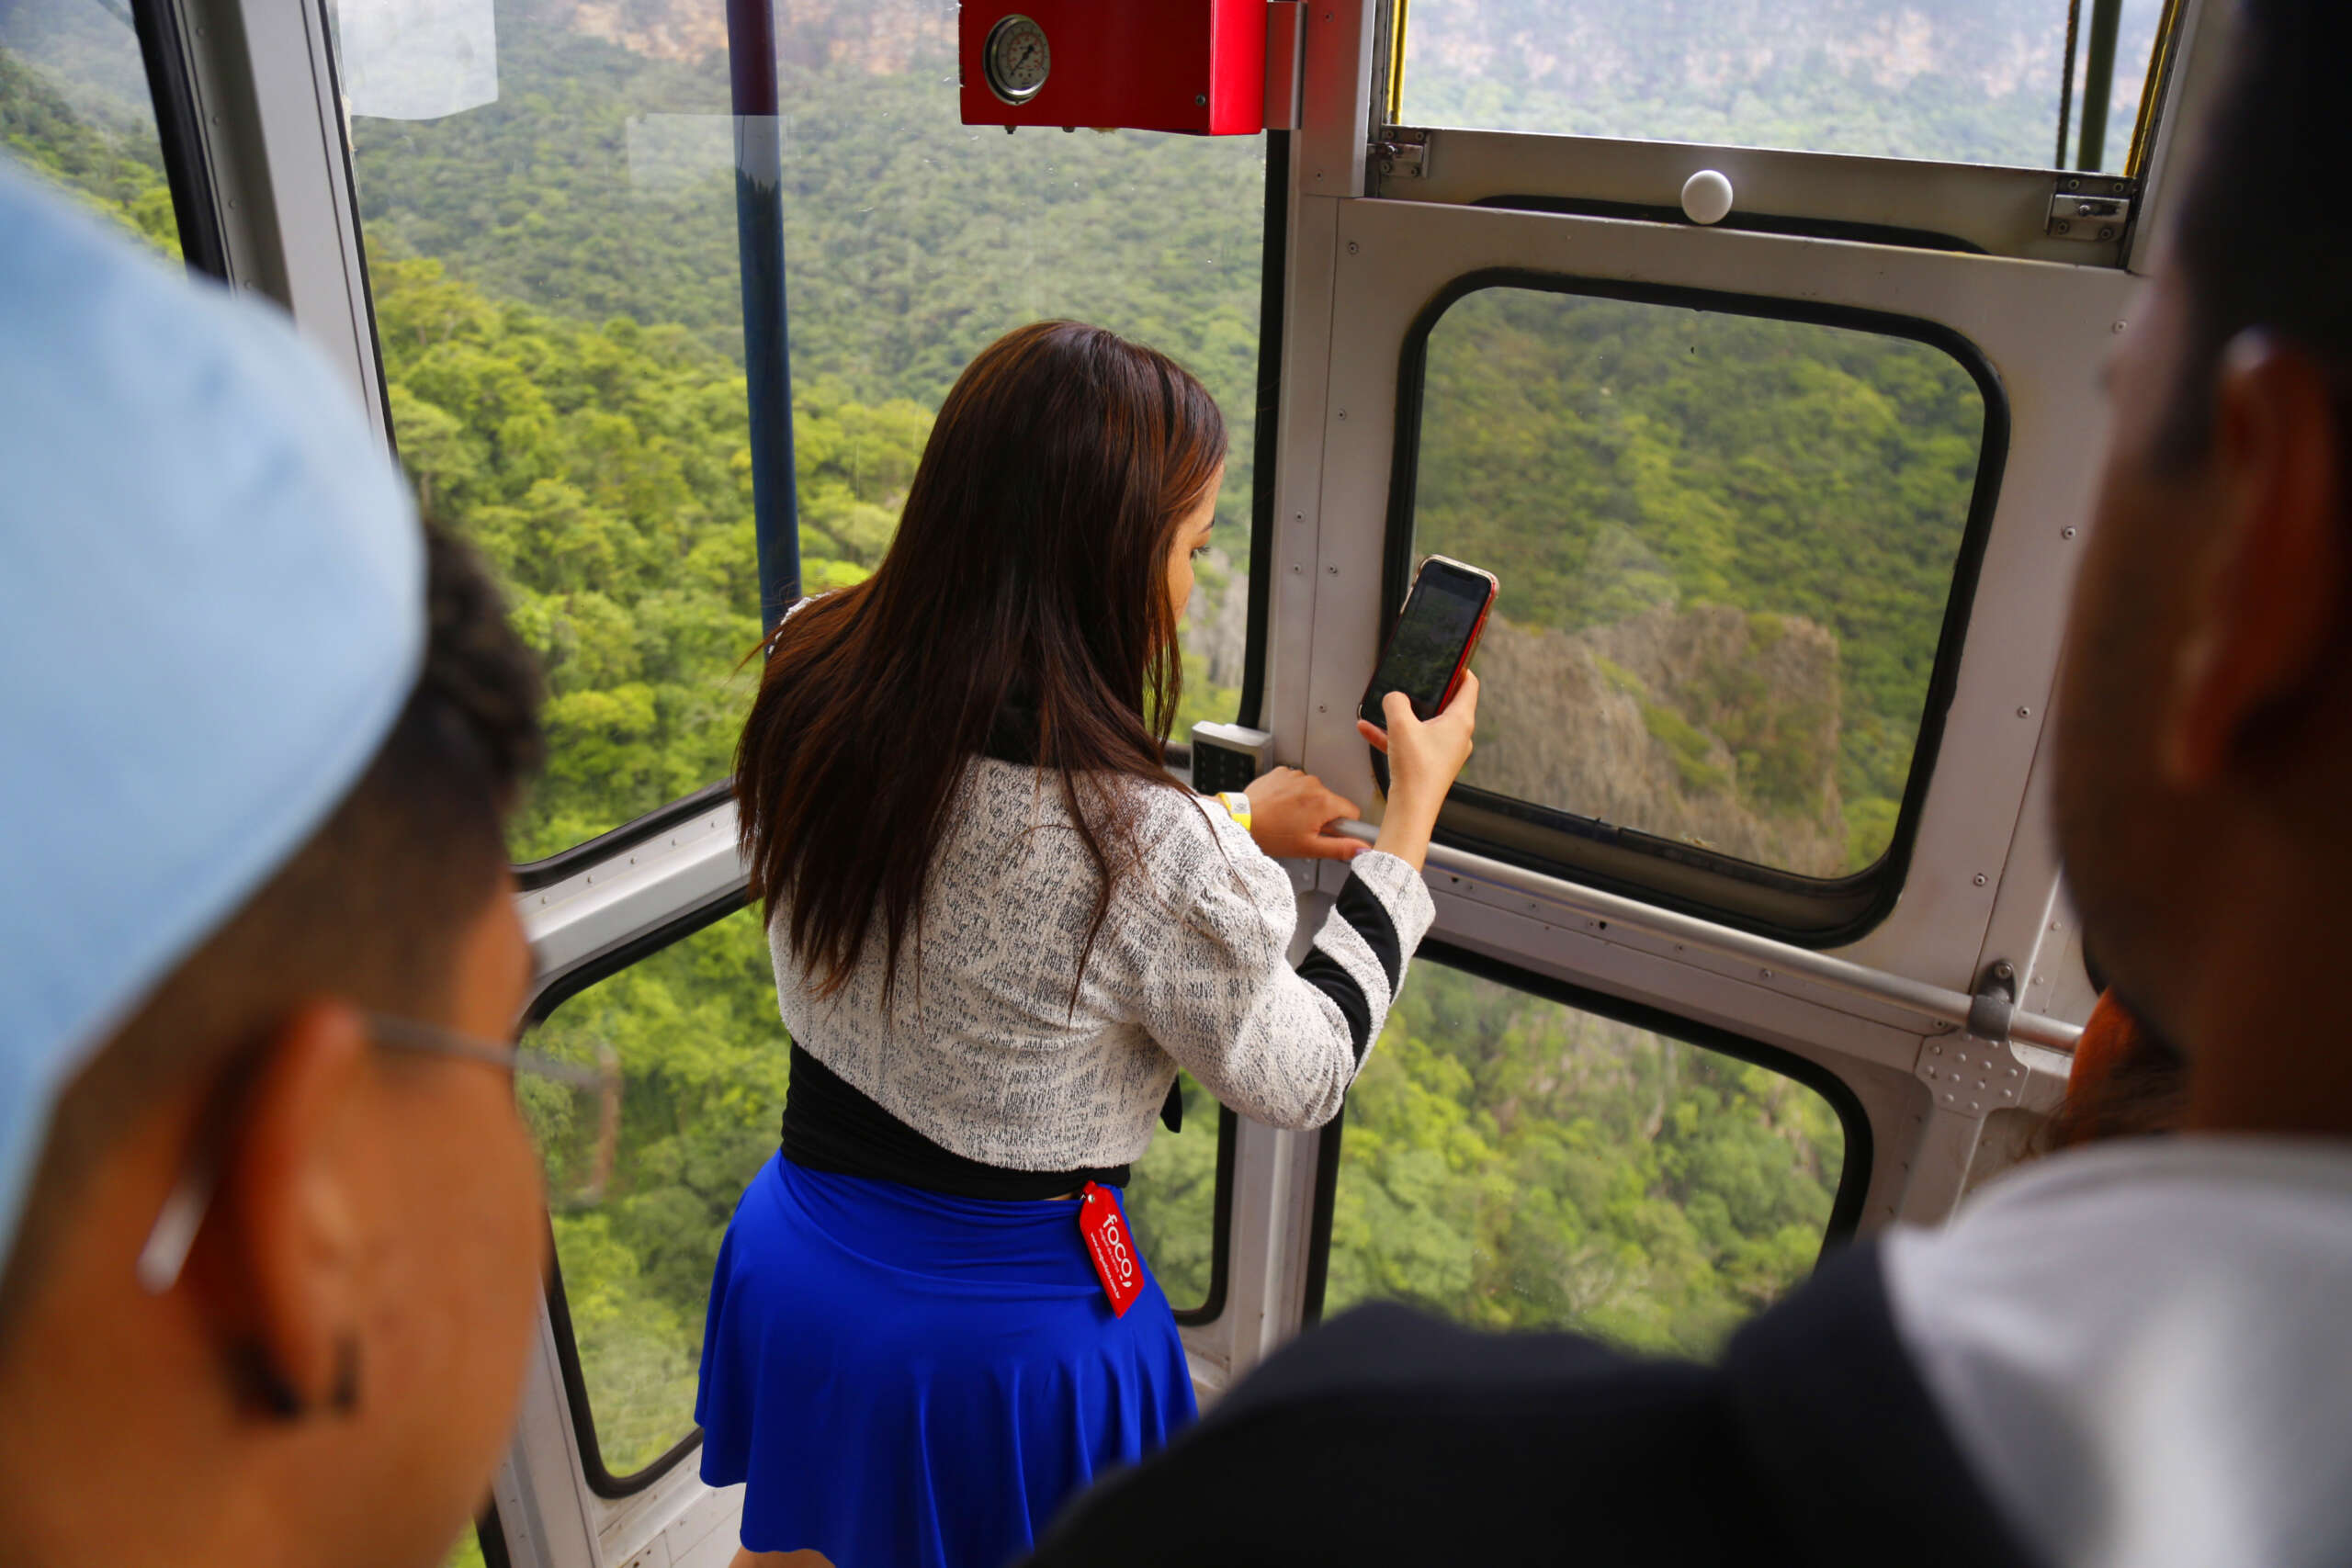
xmin=529 ymin=904 xmax=1224 ymax=1487
xmin=1 ymin=0 xmax=183 ymax=256
xmin=1396 ymin=0 xmax=2172 ymax=172
xmin=1323 ymin=955 xmax=1853 ymax=1351
xmin=330 ymin=0 xmax=1267 ymax=861
xmin=1125 ymin=1072 xmax=1220 ymax=1314
xmin=531 ymin=906 xmax=784 ymax=1483
xmin=1395 ymin=279 xmax=1993 ymax=920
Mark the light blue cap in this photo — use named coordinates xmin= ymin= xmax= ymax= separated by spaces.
xmin=0 ymin=168 xmax=424 ymax=1268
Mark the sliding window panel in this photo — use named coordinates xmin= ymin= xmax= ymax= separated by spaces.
xmin=1396 ymin=0 xmax=2175 ymax=173
xmin=1299 ymin=197 xmax=2137 ymax=986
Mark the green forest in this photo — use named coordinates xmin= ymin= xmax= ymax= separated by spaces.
xmin=1416 ymin=288 xmax=1986 ymax=874
xmin=6 ymin=0 xmax=2015 ymax=1509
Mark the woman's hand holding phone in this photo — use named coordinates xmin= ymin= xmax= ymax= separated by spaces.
xmin=1243 ymin=767 xmax=1364 ymax=863
xmin=1356 ymin=670 xmax=1479 ymax=871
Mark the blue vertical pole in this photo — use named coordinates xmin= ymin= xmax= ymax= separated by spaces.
xmin=727 ymin=0 xmax=799 ymax=630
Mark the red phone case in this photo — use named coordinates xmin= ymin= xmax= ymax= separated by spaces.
xmin=1363 ymin=555 xmax=1498 ymax=724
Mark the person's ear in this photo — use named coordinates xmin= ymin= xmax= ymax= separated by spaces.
xmin=2162 ymin=333 xmax=2346 ymax=787
xmin=198 ymin=999 xmax=378 ymax=1416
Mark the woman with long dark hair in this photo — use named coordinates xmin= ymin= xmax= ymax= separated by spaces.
xmin=696 ymin=321 xmax=1477 ymax=1568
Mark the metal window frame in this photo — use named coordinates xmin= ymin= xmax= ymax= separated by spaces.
xmin=1365 ymin=0 xmax=2199 ymax=270
xmin=1302 ymin=937 xmax=1874 ymax=1326
xmin=158 ymin=0 xmax=389 ymax=440
xmin=513 ymin=782 xmax=738 ymax=894
xmin=1376 ymin=265 xmax=2012 ymax=947
xmin=127 ymin=0 xmax=232 ymax=276
xmin=525 ymin=886 xmax=752 ymax=1499
xmin=1376 ymin=130 xmax=2137 ymax=266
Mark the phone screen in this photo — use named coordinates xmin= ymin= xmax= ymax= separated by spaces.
xmin=1361 ymin=562 xmax=1492 ymax=725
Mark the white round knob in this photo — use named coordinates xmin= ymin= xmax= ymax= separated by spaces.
xmin=1681 ymin=169 xmax=1734 ymax=225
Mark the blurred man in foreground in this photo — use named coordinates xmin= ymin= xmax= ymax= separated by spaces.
xmin=1029 ymin=2 xmax=2352 ymax=1564
xmin=0 ymin=165 xmax=549 ymax=1568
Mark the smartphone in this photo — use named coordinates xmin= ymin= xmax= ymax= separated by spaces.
xmin=1359 ymin=555 xmax=1498 ymax=728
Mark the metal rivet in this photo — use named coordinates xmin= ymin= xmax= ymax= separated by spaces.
xmin=1336 ymin=409 xmax=1347 ymax=420
xmin=1994 ymin=961 xmax=2015 ymax=979
xmin=2017 ymin=705 xmax=2031 ymax=718
xmin=1347 ymin=241 xmax=1359 ymax=254
xmin=1326 ymin=564 xmax=1339 ymax=575
xmin=2112 ymin=321 xmax=2128 ymax=333
xmin=1194 ymin=93 xmax=1207 ymax=107
xmin=1317 ymin=704 xmax=1328 ymax=712
xmin=2063 ymin=525 xmax=2078 ymax=539
xmin=1973 ymin=873 xmax=1988 ymax=887
xmin=1758 ymin=967 xmax=1774 ymax=981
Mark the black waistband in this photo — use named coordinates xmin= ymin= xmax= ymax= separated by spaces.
xmin=779 ymin=1040 xmax=1132 ymax=1200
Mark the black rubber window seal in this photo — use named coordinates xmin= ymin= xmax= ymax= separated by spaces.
xmin=128 ymin=0 xmax=230 ymax=280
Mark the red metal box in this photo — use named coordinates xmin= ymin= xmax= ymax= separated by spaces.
xmin=959 ymin=0 xmax=1269 ymax=136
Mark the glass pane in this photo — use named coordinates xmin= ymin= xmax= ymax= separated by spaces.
xmin=1125 ymin=1072 xmax=1217 ymax=1313
xmin=1 ymin=0 xmax=183 ymax=258
xmin=529 ymin=907 xmax=786 ymax=1477
xmin=1399 ymin=0 xmax=2169 ymax=170
xmin=1325 ymin=962 xmax=1846 ymax=1353
xmin=334 ymin=0 xmax=1266 ymax=859
xmin=1413 ymin=286 xmax=1984 ymax=876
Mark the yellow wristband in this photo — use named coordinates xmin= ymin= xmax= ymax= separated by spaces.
xmin=1216 ymin=790 xmax=1252 ymax=832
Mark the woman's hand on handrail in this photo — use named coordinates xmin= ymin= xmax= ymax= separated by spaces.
xmin=1243 ymin=766 xmax=1365 ymax=863
xmin=1355 ymin=671 xmax=1479 ymax=872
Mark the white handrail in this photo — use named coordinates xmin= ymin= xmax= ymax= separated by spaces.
xmin=1334 ymin=819 xmax=2083 ymax=1052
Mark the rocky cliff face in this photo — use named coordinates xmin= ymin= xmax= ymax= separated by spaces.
xmin=1465 ymin=604 xmax=1849 ymax=877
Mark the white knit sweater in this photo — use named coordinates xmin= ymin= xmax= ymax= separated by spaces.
xmin=769 ymin=756 xmax=1437 ymax=1173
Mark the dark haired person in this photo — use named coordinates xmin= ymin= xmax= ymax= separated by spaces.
xmin=704 ymin=320 xmax=1477 ymax=1568
xmin=0 ymin=169 xmax=548 ymax=1568
xmin=1026 ymin=3 xmax=2352 ymax=1565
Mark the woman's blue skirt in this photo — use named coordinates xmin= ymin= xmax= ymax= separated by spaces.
xmin=695 ymin=1155 xmax=1198 ymax=1568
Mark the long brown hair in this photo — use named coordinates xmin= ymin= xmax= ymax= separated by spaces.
xmin=736 ymin=321 xmax=1227 ymax=1003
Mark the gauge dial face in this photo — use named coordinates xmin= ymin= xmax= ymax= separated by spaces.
xmin=984 ymin=14 xmax=1050 ymax=105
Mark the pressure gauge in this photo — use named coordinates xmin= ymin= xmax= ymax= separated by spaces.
xmin=983 ymin=14 xmax=1050 ymax=105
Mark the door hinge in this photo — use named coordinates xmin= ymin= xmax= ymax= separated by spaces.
xmin=1372 ymin=126 xmax=1429 ymax=181
xmin=2046 ymin=174 xmax=2135 ymax=243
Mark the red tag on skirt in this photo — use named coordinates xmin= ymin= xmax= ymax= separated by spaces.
xmin=1079 ymin=1181 xmax=1143 ymax=1316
